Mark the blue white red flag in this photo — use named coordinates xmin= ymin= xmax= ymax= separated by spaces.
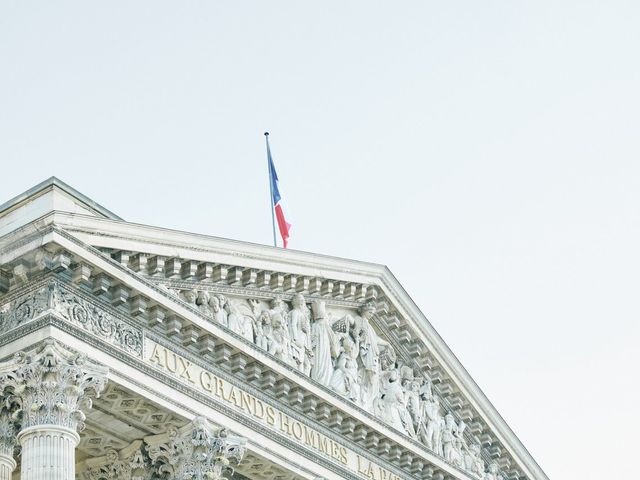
xmin=267 ymin=138 xmax=292 ymax=248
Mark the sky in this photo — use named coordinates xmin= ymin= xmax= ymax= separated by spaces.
xmin=1 ymin=2 xmax=639 ymax=479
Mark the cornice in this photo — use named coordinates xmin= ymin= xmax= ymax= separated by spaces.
xmin=0 ymin=177 xmax=122 ymax=221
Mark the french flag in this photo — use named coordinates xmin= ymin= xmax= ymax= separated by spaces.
xmin=266 ymin=135 xmax=292 ymax=248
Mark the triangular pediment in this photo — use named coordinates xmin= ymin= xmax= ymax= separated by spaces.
xmin=0 ymin=180 xmax=548 ymax=480
xmin=0 ymin=177 xmax=122 ymax=237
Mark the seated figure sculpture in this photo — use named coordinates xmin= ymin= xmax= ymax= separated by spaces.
xmin=330 ymin=334 xmax=360 ymax=402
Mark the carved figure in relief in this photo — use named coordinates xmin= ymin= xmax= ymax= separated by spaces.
xmin=399 ymin=367 xmax=418 ymax=438
xmin=484 ymin=462 xmax=504 ymax=480
xmin=226 ymin=301 xmax=254 ymax=343
xmin=288 ymin=294 xmax=312 ymax=375
xmin=210 ymin=295 xmax=228 ymax=327
xmin=379 ymin=367 xmax=416 ymax=437
xmin=254 ymin=311 xmax=271 ymax=351
xmin=418 ymin=391 xmax=443 ymax=455
xmin=182 ymin=289 xmax=198 ymax=306
xmin=352 ymin=302 xmax=392 ymax=410
xmin=269 ymin=296 xmax=289 ymax=331
xmin=268 ymin=310 xmax=292 ymax=365
xmin=404 ymin=377 xmax=422 ymax=434
xmin=442 ymin=413 xmax=457 ymax=462
xmin=330 ymin=334 xmax=360 ymax=401
xmin=309 ymin=300 xmax=340 ymax=387
xmin=226 ymin=300 xmax=242 ymax=335
xmin=464 ymin=443 xmax=485 ymax=477
xmin=453 ymin=419 xmax=467 ymax=467
xmin=196 ymin=291 xmax=213 ymax=318
xmin=443 ymin=413 xmax=466 ymax=466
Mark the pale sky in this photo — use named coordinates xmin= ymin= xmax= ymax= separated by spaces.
xmin=2 ymin=2 xmax=639 ymax=479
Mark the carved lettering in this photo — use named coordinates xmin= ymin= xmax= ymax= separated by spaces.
xmin=166 ymin=350 xmax=179 ymax=373
xmin=145 ymin=340 xmax=397 ymax=479
xmin=178 ymin=357 xmax=195 ymax=383
xmin=356 ymin=455 xmax=400 ymax=480
xmin=200 ymin=370 xmax=215 ymax=393
xmin=149 ymin=344 xmax=165 ymax=367
xmin=265 ymin=405 xmax=276 ymax=426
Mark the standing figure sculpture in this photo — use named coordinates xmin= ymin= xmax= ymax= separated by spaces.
xmin=453 ymin=419 xmax=467 ymax=468
xmin=404 ymin=376 xmax=422 ymax=435
xmin=268 ymin=310 xmax=292 ymax=365
xmin=210 ymin=295 xmax=228 ymax=327
xmin=352 ymin=302 xmax=391 ymax=410
xmin=464 ymin=443 xmax=485 ymax=478
xmin=310 ymin=300 xmax=339 ymax=387
xmin=288 ymin=294 xmax=312 ymax=375
xmin=254 ymin=311 xmax=271 ymax=351
xmin=442 ymin=413 xmax=457 ymax=463
xmin=197 ymin=290 xmax=213 ymax=318
xmin=269 ymin=296 xmax=289 ymax=331
xmin=418 ymin=392 xmax=443 ymax=455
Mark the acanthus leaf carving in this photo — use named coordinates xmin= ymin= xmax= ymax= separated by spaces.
xmin=81 ymin=440 xmax=152 ymax=480
xmin=146 ymin=417 xmax=246 ymax=480
xmin=0 ymin=397 xmax=20 ymax=459
xmin=0 ymin=339 xmax=109 ymax=432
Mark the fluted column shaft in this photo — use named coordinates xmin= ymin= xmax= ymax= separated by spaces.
xmin=18 ymin=426 xmax=79 ymax=480
xmin=0 ymin=454 xmax=16 ymax=480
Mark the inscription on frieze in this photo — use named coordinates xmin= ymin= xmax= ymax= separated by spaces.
xmin=145 ymin=339 xmax=403 ymax=480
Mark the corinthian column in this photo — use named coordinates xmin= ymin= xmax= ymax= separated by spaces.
xmin=0 ymin=400 xmax=19 ymax=480
xmin=0 ymin=339 xmax=109 ymax=480
xmin=145 ymin=417 xmax=246 ymax=480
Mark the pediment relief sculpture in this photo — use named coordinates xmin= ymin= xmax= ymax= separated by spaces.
xmin=170 ymin=288 xmax=498 ymax=479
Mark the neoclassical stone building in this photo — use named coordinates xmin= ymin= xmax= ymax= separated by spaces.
xmin=0 ymin=178 xmax=548 ymax=480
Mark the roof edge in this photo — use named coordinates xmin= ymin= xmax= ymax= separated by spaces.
xmin=0 ymin=176 xmax=123 ymax=221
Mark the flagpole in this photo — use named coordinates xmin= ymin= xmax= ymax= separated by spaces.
xmin=264 ymin=132 xmax=278 ymax=247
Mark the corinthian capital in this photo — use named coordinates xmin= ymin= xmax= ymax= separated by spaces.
xmin=146 ymin=417 xmax=246 ymax=480
xmin=80 ymin=440 xmax=151 ymax=480
xmin=0 ymin=397 xmax=20 ymax=458
xmin=0 ymin=339 xmax=109 ymax=432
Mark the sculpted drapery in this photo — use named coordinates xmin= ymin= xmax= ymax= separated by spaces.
xmin=310 ymin=300 xmax=339 ymax=387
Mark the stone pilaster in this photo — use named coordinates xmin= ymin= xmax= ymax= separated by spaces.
xmin=145 ymin=417 xmax=246 ymax=480
xmin=0 ymin=340 xmax=109 ymax=480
